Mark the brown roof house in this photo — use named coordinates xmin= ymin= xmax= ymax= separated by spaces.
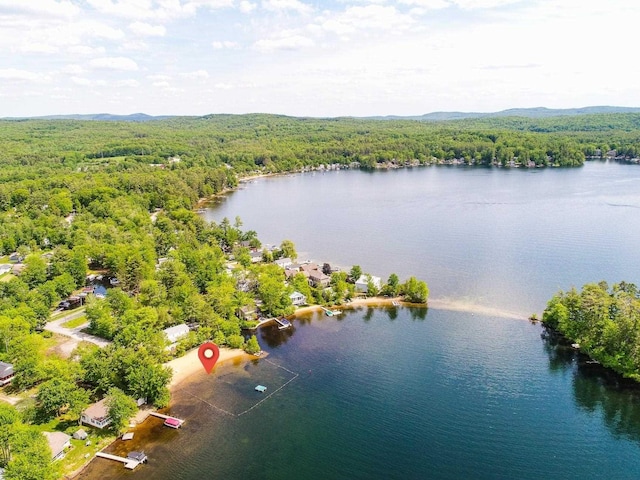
xmin=81 ymin=398 xmax=111 ymax=429
xmin=43 ymin=432 xmax=71 ymax=461
xmin=0 ymin=361 xmax=14 ymax=386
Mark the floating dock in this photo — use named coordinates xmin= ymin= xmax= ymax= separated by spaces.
xmin=95 ymin=452 xmax=143 ymax=470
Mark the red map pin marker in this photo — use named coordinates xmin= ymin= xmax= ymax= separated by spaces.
xmin=198 ymin=342 xmax=220 ymax=374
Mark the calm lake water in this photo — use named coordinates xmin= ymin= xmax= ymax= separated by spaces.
xmin=80 ymin=162 xmax=640 ymax=479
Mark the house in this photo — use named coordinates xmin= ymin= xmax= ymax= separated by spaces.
xmin=163 ymin=324 xmax=190 ymax=344
xmin=289 ymin=291 xmax=307 ymax=306
xmin=355 ymin=274 xmax=382 ymax=294
xmin=308 ymin=270 xmax=330 ymax=288
xmin=0 ymin=362 xmax=14 ymax=386
xmin=250 ymin=251 xmax=263 ymax=263
xmin=43 ymin=432 xmax=71 ymax=461
xmin=237 ymin=305 xmax=257 ymax=321
xmin=0 ymin=264 xmax=12 ymax=275
xmin=81 ymin=398 xmax=111 ymax=429
xmin=275 ymin=257 xmax=293 ymax=268
xmin=72 ymin=429 xmax=88 ymax=440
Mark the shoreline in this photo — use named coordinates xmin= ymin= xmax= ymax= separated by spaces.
xmin=165 ymin=346 xmax=254 ymax=391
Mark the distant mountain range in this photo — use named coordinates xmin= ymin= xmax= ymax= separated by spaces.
xmin=4 ymin=106 xmax=640 ymax=122
xmin=366 ymin=106 xmax=640 ymax=121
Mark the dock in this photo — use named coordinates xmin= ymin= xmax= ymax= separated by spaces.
xmin=149 ymin=411 xmax=185 ymax=427
xmin=95 ymin=452 xmax=143 ymax=470
xmin=319 ymin=306 xmax=341 ymax=317
xmin=274 ymin=318 xmax=292 ymax=330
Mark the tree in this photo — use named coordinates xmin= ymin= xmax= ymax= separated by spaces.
xmin=3 ymin=424 xmax=59 ymax=480
xmin=401 ymin=277 xmax=429 ymax=304
xmin=244 ymin=335 xmax=260 ymax=354
xmin=20 ymin=255 xmax=47 ymax=289
xmin=36 ymin=378 xmax=89 ymax=420
xmin=279 ymin=240 xmax=297 ymax=261
xmin=383 ymin=273 xmax=400 ymax=297
xmin=0 ymin=403 xmax=19 ymax=467
xmin=349 ymin=265 xmax=362 ymax=283
xmin=125 ymin=362 xmax=172 ymax=407
xmin=105 ymin=388 xmax=138 ymax=435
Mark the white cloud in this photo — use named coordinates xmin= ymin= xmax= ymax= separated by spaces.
xmin=129 ymin=21 xmax=166 ymax=36
xmin=68 ymin=45 xmax=106 ymax=55
xmin=115 ymin=79 xmax=140 ymax=87
xmin=212 ymin=40 xmax=239 ymax=49
xmin=89 ymin=57 xmax=139 ymax=71
xmin=214 ymin=83 xmax=233 ymax=89
xmin=239 ymin=1 xmax=257 ymax=13
xmin=254 ymin=34 xmax=314 ymax=52
xmin=318 ymin=5 xmax=414 ymax=37
xmin=398 ymin=0 xmax=449 ymax=8
xmin=152 ymin=81 xmax=171 ymax=88
xmin=0 ymin=0 xmax=80 ymax=18
xmin=450 ymin=0 xmax=519 ymax=9
xmin=180 ymin=70 xmax=210 ymax=79
xmin=70 ymin=76 xmax=92 ymax=86
xmin=20 ymin=42 xmax=59 ymax=54
xmin=147 ymin=74 xmax=171 ymax=81
xmin=262 ymin=0 xmax=313 ymax=14
xmin=62 ymin=64 xmax=86 ymax=75
xmin=0 ymin=68 xmax=50 ymax=83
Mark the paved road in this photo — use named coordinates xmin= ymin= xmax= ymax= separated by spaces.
xmin=44 ymin=308 xmax=111 ymax=348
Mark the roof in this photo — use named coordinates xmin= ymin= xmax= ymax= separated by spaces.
xmin=290 ymin=291 xmax=305 ymax=298
xmin=163 ymin=324 xmax=189 ymax=338
xmin=43 ymin=432 xmax=71 ymax=458
xmin=83 ymin=398 xmax=109 ymax=420
xmin=0 ymin=362 xmax=13 ymax=378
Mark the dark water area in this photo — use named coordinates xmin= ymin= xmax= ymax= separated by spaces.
xmin=79 ymin=162 xmax=640 ymax=479
xmin=79 ymin=308 xmax=640 ymax=479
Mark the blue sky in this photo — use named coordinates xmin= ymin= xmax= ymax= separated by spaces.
xmin=1 ymin=0 xmax=639 ymax=117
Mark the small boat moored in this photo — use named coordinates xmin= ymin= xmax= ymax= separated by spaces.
xmin=163 ymin=417 xmax=182 ymax=429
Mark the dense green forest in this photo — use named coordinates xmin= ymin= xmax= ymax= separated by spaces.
xmin=542 ymin=281 xmax=640 ymax=381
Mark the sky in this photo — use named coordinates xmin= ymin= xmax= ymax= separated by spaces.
xmin=1 ymin=0 xmax=639 ymax=117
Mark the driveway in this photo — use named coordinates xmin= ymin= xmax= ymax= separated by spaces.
xmin=44 ymin=308 xmax=111 ymax=348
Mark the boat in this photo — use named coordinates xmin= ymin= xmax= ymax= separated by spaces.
xmin=255 ymin=385 xmax=267 ymax=393
xmin=163 ymin=417 xmax=182 ymax=429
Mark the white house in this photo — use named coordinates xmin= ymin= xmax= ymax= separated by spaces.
xmin=275 ymin=257 xmax=293 ymax=268
xmin=0 ymin=362 xmax=14 ymax=386
xmin=81 ymin=399 xmax=111 ymax=429
xmin=355 ymin=274 xmax=382 ymax=294
xmin=289 ymin=291 xmax=307 ymax=306
xmin=163 ymin=324 xmax=190 ymax=344
xmin=43 ymin=432 xmax=71 ymax=461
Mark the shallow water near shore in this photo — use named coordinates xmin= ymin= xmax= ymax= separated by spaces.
xmin=78 ymin=307 xmax=640 ymax=479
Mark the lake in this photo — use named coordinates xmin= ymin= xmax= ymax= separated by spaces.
xmin=80 ymin=162 xmax=640 ymax=479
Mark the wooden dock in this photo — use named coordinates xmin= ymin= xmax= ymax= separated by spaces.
xmin=149 ymin=411 xmax=185 ymax=426
xmin=274 ymin=318 xmax=291 ymax=329
xmin=95 ymin=452 xmax=140 ymax=470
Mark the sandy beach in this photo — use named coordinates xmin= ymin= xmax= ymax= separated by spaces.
xmin=166 ymin=346 xmax=253 ymax=390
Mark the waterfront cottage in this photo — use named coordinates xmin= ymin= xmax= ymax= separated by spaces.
xmin=290 ymin=291 xmax=307 ymax=306
xmin=355 ymin=275 xmax=382 ymax=294
xmin=81 ymin=399 xmax=111 ymax=429
xmin=308 ymin=270 xmax=330 ymax=288
xmin=163 ymin=324 xmax=190 ymax=344
xmin=0 ymin=361 xmax=14 ymax=386
xmin=275 ymin=257 xmax=293 ymax=268
xmin=43 ymin=432 xmax=71 ymax=461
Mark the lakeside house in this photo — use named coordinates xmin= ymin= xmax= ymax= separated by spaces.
xmin=290 ymin=291 xmax=307 ymax=306
xmin=355 ymin=274 xmax=382 ymax=294
xmin=163 ymin=324 xmax=190 ymax=344
xmin=81 ymin=398 xmax=111 ymax=429
xmin=0 ymin=361 xmax=14 ymax=386
xmin=43 ymin=432 xmax=71 ymax=461
xmin=237 ymin=304 xmax=258 ymax=321
xmin=275 ymin=257 xmax=293 ymax=268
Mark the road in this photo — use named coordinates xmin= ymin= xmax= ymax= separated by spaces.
xmin=44 ymin=308 xmax=111 ymax=348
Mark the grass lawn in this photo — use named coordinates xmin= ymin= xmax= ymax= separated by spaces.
xmin=62 ymin=315 xmax=88 ymax=329
xmin=0 ymin=273 xmax=15 ymax=282
xmin=30 ymin=415 xmax=116 ymax=477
